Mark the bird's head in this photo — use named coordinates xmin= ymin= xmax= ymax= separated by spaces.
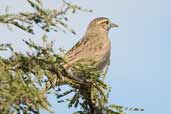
xmin=87 ymin=17 xmax=118 ymax=32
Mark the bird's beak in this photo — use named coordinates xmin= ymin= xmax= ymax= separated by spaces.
xmin=110 ymin=23 xmax=119 ymax=28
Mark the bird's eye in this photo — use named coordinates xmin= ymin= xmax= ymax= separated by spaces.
xmin=106 ymin=21 xmax=109 ymax=25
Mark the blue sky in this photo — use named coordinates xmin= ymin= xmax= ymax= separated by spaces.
xmin=0 ymin=0 xmax=171 ymax=114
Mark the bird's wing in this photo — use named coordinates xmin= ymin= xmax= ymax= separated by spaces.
xmin=64 ymin=34 xmax=99 ymax=68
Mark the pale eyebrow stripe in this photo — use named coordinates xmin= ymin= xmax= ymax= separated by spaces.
xmin=96 ymin=19 xmax=108 ymax=25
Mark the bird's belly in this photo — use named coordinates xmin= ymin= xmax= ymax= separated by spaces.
xmin=94 ymin=47 xmax=110 ymax=70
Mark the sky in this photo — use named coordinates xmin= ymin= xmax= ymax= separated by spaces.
xmin=0 ymin=0 xmax=171 ymax=114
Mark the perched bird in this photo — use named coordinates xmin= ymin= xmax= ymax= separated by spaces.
xmin=45 ymin=17 xmax=118 ymax=90
xmin=64 ymin=17 xmax=118 ymax=72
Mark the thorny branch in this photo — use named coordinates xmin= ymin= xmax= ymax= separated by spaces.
xmin=0 ymin=0 xmax=92 ymax=34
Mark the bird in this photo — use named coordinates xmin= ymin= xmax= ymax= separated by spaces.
xmin=63 ymin=17 xmax=118 ymax=80
xmin=45 ymin=17 xmax=118 ymax=90
xmin=63 ymin=17 xmax=118 ymax=113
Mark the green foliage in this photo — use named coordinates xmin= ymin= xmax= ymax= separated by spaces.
xmin=0 ymin=38 xmax=59 ymax=114
xmin=0 ymin=0 xmax=143 ymax=114
xmin=0 ymin=0 xmax=92 ymax=34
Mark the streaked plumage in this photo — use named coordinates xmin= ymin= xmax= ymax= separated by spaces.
xmin=44 ymin=17 xmax=118 ymax=90
xmin=64 ymin=17 xmax=118 ymax=71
